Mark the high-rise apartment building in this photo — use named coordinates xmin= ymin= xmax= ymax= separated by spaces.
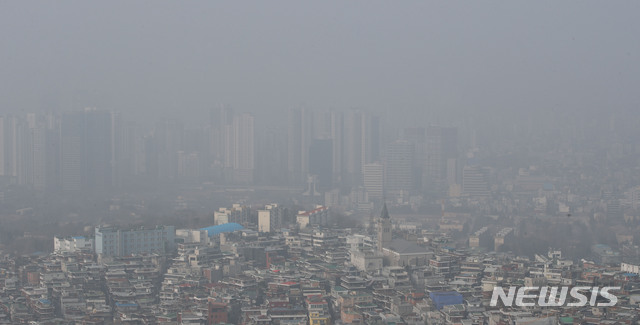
xmin=17 ymin=115 xmax=45 ymax=188
xmin=222 ymin=123 xmax=235 ymax=173
xmin=177 ymin=151 xmax=201 ymax=180
xmin=110 ymin=110 xmax=132 ymax=188
xmin=232 ymin=113 xmax=254 ymax=183
xmin=363 ymin=162 xmax=384 ymax=201
xmin=30 ymin=119 xmax=47 ymax=191
xmin=462 ymin=165 xmax=490 ymax=197
xmin=61 ymin=111 xmax=84 ymax=192
xmin=424 ymin=126 xmax=458 ymax=193
xmin=384 ymin=140 xmax=414 ymax=199
xmin=44 ymin=114 xmax=61 ymax=191
xmin=287 ymin=107 xmax=313 ymax=185
xmin=343 ymin=110 xmax=379 ymax=187
xmin=0 ymin=115 xmax=25 ymax=182
xmin=308 ymin=139 xmax=333 ymax=191
xmin=220 ymin=112 xmax=256 ymax=184
xmin=7 ymin=116 xmax=21 ymax=180
xmin=330 ymin=111 xmax=343 ymax=186
xmin=61 ymin=108 xmax=113 ymax=192
xmin=84 ymin=108 xmax=113 ymax=189
xmin=14 ymin=117 xmax=31 ymax=186
xmin=403 ymin=127 xmax=426 ymax=190
xmin=255 ymin=127 xmax=287 ymax=185
xmin=155 ymin=119 xmax=183 ymax=181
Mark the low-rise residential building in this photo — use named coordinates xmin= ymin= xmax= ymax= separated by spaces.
xmin=54 ymin=236 xmax=94 ymax=254
xmin=94 ymin=225 xmax=175 ymax=257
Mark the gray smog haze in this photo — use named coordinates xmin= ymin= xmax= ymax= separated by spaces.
xmin=1 ymin=1 xmax=639 ymax=125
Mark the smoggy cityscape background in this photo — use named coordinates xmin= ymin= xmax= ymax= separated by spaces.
xmin=2 ymin=2 xmax=640 ymax=324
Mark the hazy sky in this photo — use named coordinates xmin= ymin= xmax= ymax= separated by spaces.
xmin=1 ymin=1 xmax=639 ymax=125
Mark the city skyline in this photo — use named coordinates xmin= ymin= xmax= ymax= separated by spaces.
xmin=1 ymin=2 xmax=640 ymax=323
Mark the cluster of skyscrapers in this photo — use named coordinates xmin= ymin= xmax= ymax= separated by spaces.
xmin=0 ymin=106 xmax=478 ymax=201
xmin=0 ymin=109 xmax=116 ymax=193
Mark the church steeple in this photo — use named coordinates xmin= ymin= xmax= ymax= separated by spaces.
xmin=377 ymin=202 xmax=392 ymax=252
xmin=380 ymin=202 xmax=390 ymax=219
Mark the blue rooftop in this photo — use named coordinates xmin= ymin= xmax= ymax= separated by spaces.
xmin=430 ymin=291 xmax=463 ymax=310
xmin=201 ymin=223 xmax=244 ymax=237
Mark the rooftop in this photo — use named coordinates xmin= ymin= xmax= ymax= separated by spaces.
xmin=200 ymin=223 xmax=244 ymax=237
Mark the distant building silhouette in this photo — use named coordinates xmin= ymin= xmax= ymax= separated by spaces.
xmin=61 ymin=109 xmax=113 ymax=192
